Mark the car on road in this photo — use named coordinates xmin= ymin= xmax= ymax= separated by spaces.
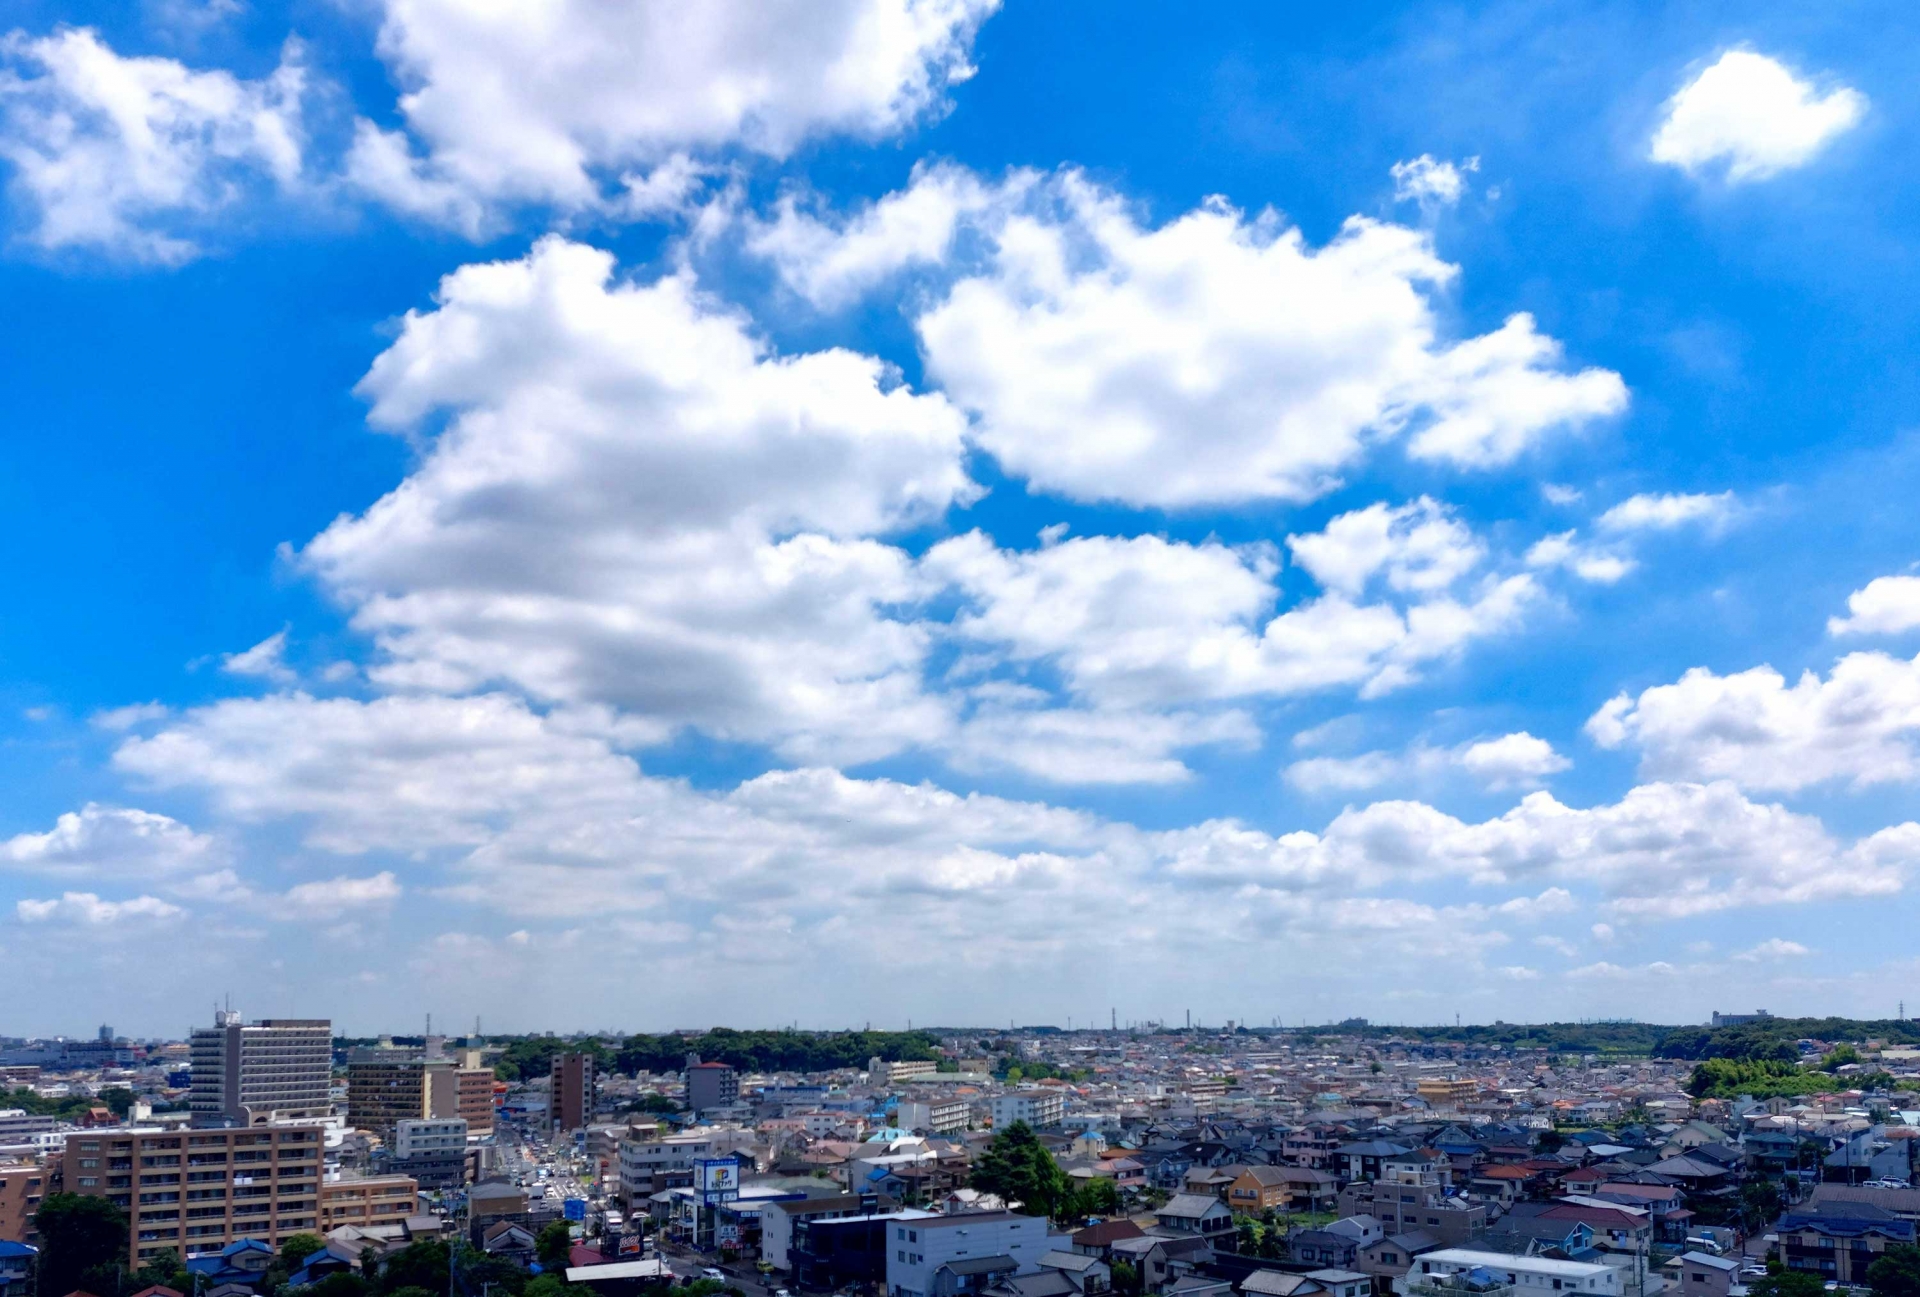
xmin=701 ymin=1269 xmax=725 ymax=1282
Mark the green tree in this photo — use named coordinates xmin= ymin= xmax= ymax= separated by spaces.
xmin=1535 ymin=1130 xmax=1565 ymax=1154
xmin=371 ymin=1240 xmax=448 ymax=1296
xmin=281 ymin=1234 xmax=329 ymax=1268
xmin=1749 ymin=1272 xmax=1827 ymax=1297
xmin=127 ymin=1248 xmax=189 ymax=1296
xmin=1737 ymin=1181 xmax=1785 ymax=1234
xmin=1068 ymin=1178 xmax=1119 ymax=1221
xmin=308 ymin=1273 xmax=370 ymax=1297
xmin=971 ymin=1122 xmax=1071 ymax=1221
xmin=536 ymin=1222 xmax=573 ymax=1272
xmin=1822 ymin=1044 xmax=1862 ymax=1072
xmin=1110 ymin=1262 xmax=1140 ymax=1297
xmin=386 ymin=1286 xmax=438 ymax=1297
xmin=524 ymin=1278 xmax=569 ymax=1297
xmin=34 ymin=1193 xmax=128 ymax=1297
xmin=1868 ymin=1245 xmax=1920 ymax=1297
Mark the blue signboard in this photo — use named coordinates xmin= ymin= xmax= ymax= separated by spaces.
xmin=564 ymin=1198 xmax=587 ymax=1222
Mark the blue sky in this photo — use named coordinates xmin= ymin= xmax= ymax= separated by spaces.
xmin=3 ymin=0 xmax=1920 ymax=1036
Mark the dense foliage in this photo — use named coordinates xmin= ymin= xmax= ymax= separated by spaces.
xmin=611 ymin=1028 xmax=940 ymax=1075
xmin=1868 ymin=1245 xmax=1920 ymax=1297
xmin=1748 ymin=1272 xmax=1828 ymax=1297
xmin=1686 ymin=1057 xmax=1896 ymax=1099
xmin=1655 ymin=1018 xmax=1920 ymax=1061
xmin=34 ymin=1193 xmax=128 ymax=1297
xmin=1291 ymin=1021 xmax=1674 ymax=1056
xmin=6 ymin=1086 xmax=136 ymax=1119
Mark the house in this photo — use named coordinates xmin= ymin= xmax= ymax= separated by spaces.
xmin=1303 ymin=1271 xmax=1371 ymax=1297
xmin=1228 ymin=1168 xmax=1296 ymax=1215
xmin=287 ymin=1242 xmax=359 ymax=1288
xmin=1109 ymin=1234 xmax=1214 ymax=1292
xmin=184 ymin=1240 xmax=275 ymax=1292
xmin=1676 ymin=1252 xmax=1737 ymax=1297
xmin=0 ymin=1242 xmax=34 ymax=1297
xmin=1338 ymin=1144 xmax=1414 ymax=1185
xmin=1239 ymin=1271 xmax=1326 ymax=1297
xmin=481 ymin=1221 xmax=538 ymax=1266
xmin=1356 ymin=1232 xmax=1441 ymax=1293
xmin=1072 ymin=1221 xmax=1146 ymax=1260
xmin=1036 ymin=1252 xmax=1111 ymax=1294
xmin=1289 ymin=1230 xmax=1362 ymax=1269
xmin=1155 ymin=1195 xmax=1236 ymax=1244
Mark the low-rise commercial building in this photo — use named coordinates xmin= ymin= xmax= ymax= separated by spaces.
xmin=897 ymin=1099 xmax=970 ymax=1135
xmin=1398 ymin=1250 xmax=1620 ymax=1297
xmin=319 ymin=1174 xmax=419 ymax=1232
xmin=885 ymin=1211 xmax=1053 ymax=1297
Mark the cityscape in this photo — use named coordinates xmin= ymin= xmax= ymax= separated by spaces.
xmin=6 ymin=5 xmax=1920 ymax=1297
xmin=4 ymin=1013 xmax=1920 ymax=1297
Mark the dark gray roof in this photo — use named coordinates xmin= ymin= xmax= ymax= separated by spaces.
xmin=942 ymin=1255 xmax=1019 ymax=1276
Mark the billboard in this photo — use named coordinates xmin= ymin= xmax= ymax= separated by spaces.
xmin=564 ymin=1198 xmax=587 ymax=1222
xmin=696 ymin=1158 xmax=738 ymax=1203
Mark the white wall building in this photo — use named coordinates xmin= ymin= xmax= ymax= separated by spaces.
xmin=897 ymin=1098 xmax=970 ymax=1135
xmin=990 ymin=1092 xmax=1064 ymax=1130
xmin=1399 ymin=1250 xmax=1621 ymax=1297
xmin=394 ymin=1117 xmax=467 ymax=1158
xmin=887 ymin=1211 xmax=1053 ymax=1297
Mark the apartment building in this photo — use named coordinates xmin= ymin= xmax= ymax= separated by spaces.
xmin=0 ymin=1114 xmax=54 ymax=1145
xmin=885 ymin=1211 xmax=1052 ymax=1297
xmin=552 ymin=1053 xmax=597 ymax=1134
xmin=685 ymin=1061 xmax=737 ymax=1117
xmin=348 ymin=1056 xmax=494 ymax=1142
xmin=64 ymin=1124 xmax=328 ymax=1265
xmin=188 ymin=1015 xmax=332 ymax=1127
xmin=990 ymin=1092 xmax=1064 ymax=1130
xmin=872 ymin=1059 xmax=939 ymax=1086
xmin=897 ymin=1098 xmax=970 ymax=1135
xmin=319 ymin=1174 xmax=419 ymax=1232
xmin=391 ymin=1118 xmax=469 ymax=1190
xmin=1416 ymin=1079 xmax=1480 ymax=1108
xmin=0 ymin=1163 xmax=48 ymax=1244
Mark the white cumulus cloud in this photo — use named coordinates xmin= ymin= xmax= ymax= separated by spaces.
xmin=1587 ymin=652 xmax=1920 ymax=792
xmin=1830 ymin=575 xmax=1920 ymax=637
xmin=0 ymin=804 xmax=217 ymax=879
xmin=348 ymin=0 xmax=999 ymax=220
xmin=0 ymin=26 xmax=308 ymax=261
xmin=1651 ymin=50 xmax=1866 ymax=183
xmin=1390 ymin=154 xmax=1478 ymax=211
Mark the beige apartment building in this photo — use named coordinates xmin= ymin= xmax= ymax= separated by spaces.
xmin=318 ymin=1174 xmax=419 ymax=1232
xmin=63 ymin=1125 xmax=339 ymax=1265
xmin=1416 ymin=1078 xmax=1480 ymax=1107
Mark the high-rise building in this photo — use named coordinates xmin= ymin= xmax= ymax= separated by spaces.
xmin=348 ymin=1054 xmax=494 ymax=1142
xmin=685 ymin=1061 xmax=739 ymax=1116
xmin=550 ymin=1052 xmax=596 ymax=1134
xmin=188 ymin=1014 xmax=332 ymax=1128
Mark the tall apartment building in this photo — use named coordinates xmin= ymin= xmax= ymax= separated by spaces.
xmin=990 ymin=1092 xmax=1064 ymax=1130
xmin=685 ymin=1061 xmax=738 ymax=1116
xmin=189 ymin=1014 xmax=332 ymax=1127
xmin=551 ymin=1053 xmax=597 ymax=1134
xmin=347 ymin=1055 xmax=493 ymax=1142
xmin=63 ymin=1124 xmax=329 ymax=1264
